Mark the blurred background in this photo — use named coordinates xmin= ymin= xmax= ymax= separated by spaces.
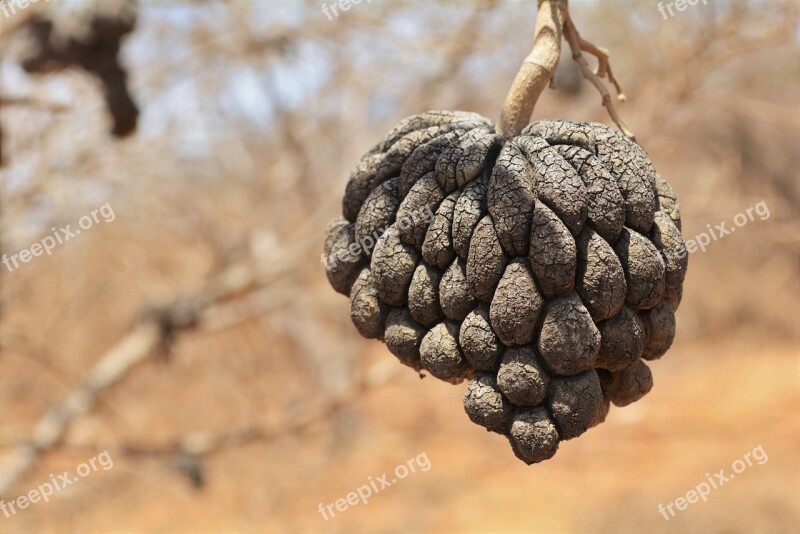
xmin=0 ymin=0 xmax=798 ymax=532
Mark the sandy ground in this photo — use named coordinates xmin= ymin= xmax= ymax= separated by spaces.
xmin=4 ymin=336 xmax=798 ymax=533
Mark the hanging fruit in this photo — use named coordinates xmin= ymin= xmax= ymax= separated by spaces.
xmin=323 ymin=0 xmax=687 ymax=464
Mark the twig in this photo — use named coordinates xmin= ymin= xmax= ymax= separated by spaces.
xmin=0 ymin=96 xmax=71 ymax=113
xmin=498 ymin=0 xmax=635 ymax=140
xmin=563 ymin=14 xmax=635 ymax=140
xmin=573 ymin=32 xmax=627 ymax=101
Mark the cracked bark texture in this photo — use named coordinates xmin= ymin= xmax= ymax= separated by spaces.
xmin=324 ymin=112 xmax=687 ymax=464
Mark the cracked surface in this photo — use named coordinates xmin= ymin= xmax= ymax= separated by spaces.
xmin=384 ymin=308 xmax=425 ymax=370
xmin=548 ymin=369 xmax=604 ymax=440
xmin=595 ymin=306 xmax=645 ymax=372
xmin=464 ymin=374 xmax=512 ymax=434
xmin=420 ymin=322 xmax=468 ymax=383
xmin=354 ymin=176 xmax=401 ymax=253
xmin=508 ymin=407 xmax=559 ymax=465
xmin=642 ymin=299 xmax=676 ymax=360
xmin=497 ymin=346 xmax=549 ymax=407
xmin=614 ymin=228 xmax=666 ymax=311
xmin=537 ymin=293 xmax=601 ymax=376
xmin=576 ymin=227 xmax=626 ymax=322
xmin=408 ymin=264 xmax=444 ymax=327
xmin=371 ymin=226 xmax=419 ymax=306
xmin=422 ymin=191 xmax=459 ymax=270
xmin=459 ymin=306 xmax=503 ymax=371
xmin=490 ymin=260 xmax=544 ymax=346
xmin=529 ymin=201 xmax=576 ymax=298
xmin=599 ymin=360 xmax=653 ymax=407
xmin=326 ymin=112 xmax=687 ymax=465
xmin=440 ymin=258 xmax=476 ymax=321
xmin=323 ymin=217 xmax=366 ymax=296
xmin=651 ymin=212 xmax=688 ymax=309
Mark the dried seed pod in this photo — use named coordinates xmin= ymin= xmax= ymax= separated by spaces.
xmin=408 ymin=264 xmax=444 ymax=327
xmin=371 ymin=226 xmax=419 ymax=306
xmin=452 ymin=174 xmax=488 ymax=259
xmin=422 ymin=191 xmax=459 ymax=270
xmin=349 ymin=268 xmax=388 ymax=339
xmin=466 ymin=216 xmax=508 ymax=302
xmin=355 ymin=177 xmax=401 ymax=251
xmin=575 ymin=227 xmax=626 ymax=322
xmin=650 ymin=212 xmax=688 ymax=308
xmin=488 ymin=142 xmax=537 ymax=256
xmin=528 ymin=201 xmax=576 ymax=298
xmin=324 ymin=112 xmax=688 ymax=464
xmin=323 ymin=217 xmax=366 ymax=295
xmin=614 ymin=228 xmax=666 ymax=311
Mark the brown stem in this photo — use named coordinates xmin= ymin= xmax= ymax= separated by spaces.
xmin=498 ymin=0 xmax=568 ymax=138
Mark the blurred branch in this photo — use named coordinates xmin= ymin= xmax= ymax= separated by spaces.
xmin=64 ymin=360 xmax=401 ymax=488
xmin=0 ymin=237 xmax=313 ymax=495
xmin=0 ymin=96 xmax=71 ymax=113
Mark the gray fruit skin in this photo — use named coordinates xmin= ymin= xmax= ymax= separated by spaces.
xmin=537 ymin=293 xmax=601 ymax=376
xmin=464 ymin=374 xmax=513 ymax=433
xmin=327 ymin=112 xmax=688 ymax=465
xmin=508 ymin=407 xmax=559 ymax=465
xmin=547 ymin=370 xmax=604 ymax=440
xmin=598 ymin=360 xmax=653 ymax=407
xmin=490 ymin=260 xmax=544 ymax=346
xmin=460 ymin=306 xmax=503 ymax=371
xmin=497 ymin=346 xmax=549 ymax=407
xmin=420 ymin=322 xmax=469 ymax=384
xmin=384 ymin=308 xmax=425 ymax=370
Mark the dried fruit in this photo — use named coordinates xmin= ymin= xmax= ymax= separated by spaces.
xmin=323 ymin=111 xmax=687 ymax=464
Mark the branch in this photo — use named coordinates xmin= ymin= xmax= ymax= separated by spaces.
xmin=498 ymin=0 xmax=568 ymax=138
xmin=0 ymin=96 xmax=71 ymax=113
xmin=63 ymin=361 xmax=402 ymax=487
xmin=0 ymin=259 xmax=266 ymax=496
xmin=563 ymin=14 xmax=635 ymax=140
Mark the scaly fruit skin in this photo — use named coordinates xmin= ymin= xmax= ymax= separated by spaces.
xmin=323 ymin=111 xmax=687 ymax=464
